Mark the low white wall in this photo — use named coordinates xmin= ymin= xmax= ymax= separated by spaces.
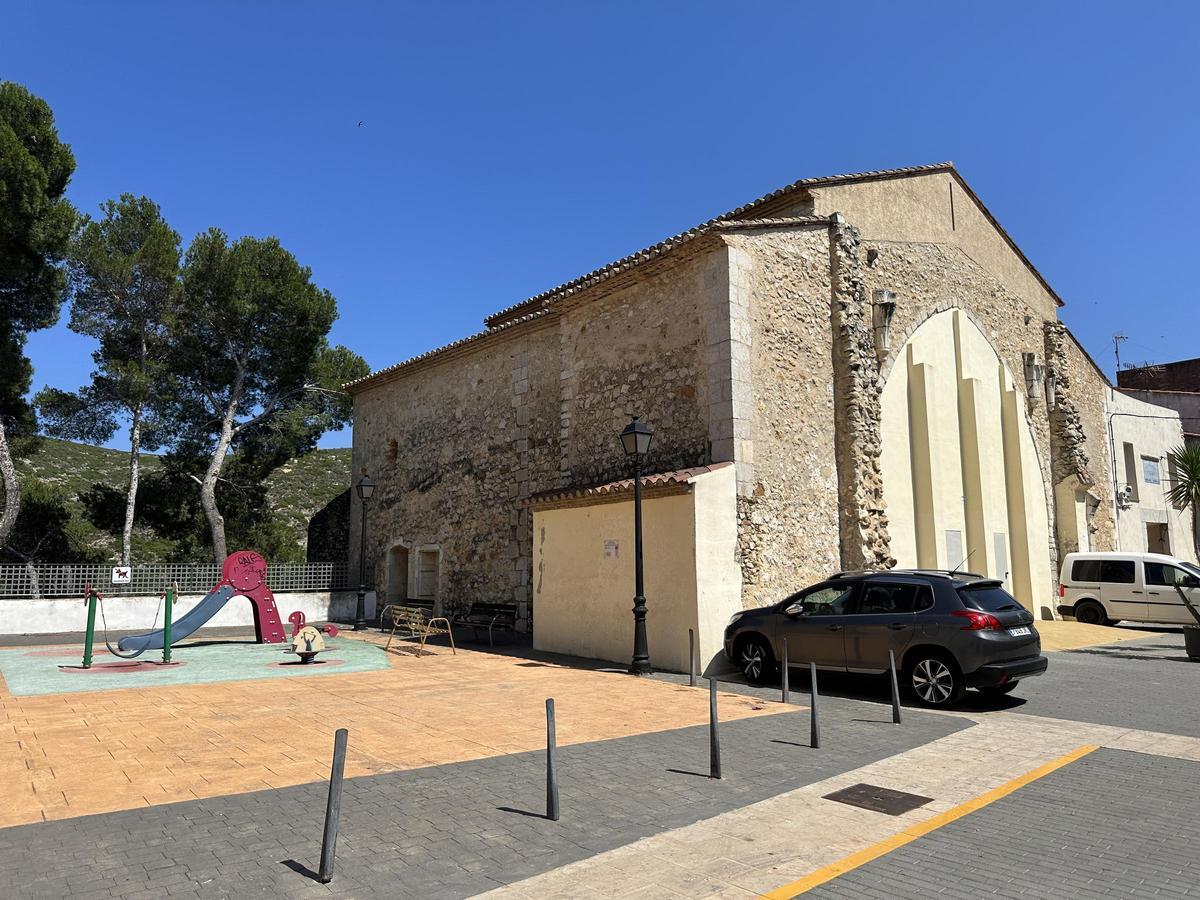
xmin=0 ymin=590 xmax=377 ymax=636
xmin=532 ymin=466 xmax=741 ymax=674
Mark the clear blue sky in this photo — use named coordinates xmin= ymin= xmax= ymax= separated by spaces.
xmin=5 ymin=1 xmax=1198 ymax=449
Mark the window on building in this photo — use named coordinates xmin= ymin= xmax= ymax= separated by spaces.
xmin=1146 ymin=523 xmax=1171 ymax=555
xmin=1122 ymin=442 xmax=1140 ymax=501
xmin=945 ymin=530 xmax=964 ymax=570
xmin=1142 ymin=457 xmax=1161 ymax=485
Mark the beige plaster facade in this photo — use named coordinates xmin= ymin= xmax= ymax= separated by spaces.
xmin=348 ymin=162 xmax=1141 ymax=646
xmin=1106 ymin=389 xmax=1198 ymax=562
xmin=531 ymin=464 xmax=741 ymax=673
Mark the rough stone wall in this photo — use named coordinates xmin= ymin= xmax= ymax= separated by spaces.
xmin=828 ymin=217 xmax=894 ymax=572
xmin=1043 ymin=322 xmax=1094 ymax=489
xmin=351 ymin=321 xmax=560 ymax=626
xmin=724 ymin=226 xmax=843 ymax=607
xmin=555 ymin=249 xmax=722 ymax=489
xmin=863 ymin=239 xmax=1061 ymax=585
xmin=351 ymin=245 xmax=726 ymax=628
xmin=306 ymin=489 xmax=350 ymax=563
xmin=1056 ymin=330 xmax=1117 ymax=551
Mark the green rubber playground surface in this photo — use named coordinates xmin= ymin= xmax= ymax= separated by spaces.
xmin=0 ymin=637 xmax=390 ymax=696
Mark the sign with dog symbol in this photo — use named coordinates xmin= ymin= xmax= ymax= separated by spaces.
xmin=111 ymin=566 xmax=131 ymax=585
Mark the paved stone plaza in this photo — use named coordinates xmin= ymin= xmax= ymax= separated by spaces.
xmin=0 ymin=627 xmax=1198 ymax=898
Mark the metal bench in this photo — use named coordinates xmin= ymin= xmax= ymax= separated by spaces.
xmin=383 ymin=605 xmax=456 ymax=657
xmin=453 ymin=601 xmax=519 ymax=646
xmin=378 ymin=598 xmax=434 ymax=631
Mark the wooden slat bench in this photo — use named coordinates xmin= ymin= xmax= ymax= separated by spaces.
xmin=453 ymin=602 xmax=519 ymax=646
xmin=383 ymin=605 xmax=456 ymax=657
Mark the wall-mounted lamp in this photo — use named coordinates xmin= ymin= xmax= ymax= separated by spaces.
xmin=872 ymin=290 xmax=898 ymax=354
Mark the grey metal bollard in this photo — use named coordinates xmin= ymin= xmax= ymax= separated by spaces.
xmin=781 ymin=638 xmax=790 ymax=704
xmin=546 ymin=698 xmax=560 ymax=821
xmin=709 ymin=677 xmax=722 ymax=779
xmin=318 ymin=728 xmax=349 ymax=883
xmin=889 ymin=650 xmax=903 ymax=724
xmin=689 ymin=628 xmax=697 ymax=687
xmin=809 ymin=662 xmax=821 ymax=749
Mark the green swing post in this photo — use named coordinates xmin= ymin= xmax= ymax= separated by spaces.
xmin=162 ymin=585 xmax=175 ymax=664
xmin=82 ymin=587 xmax=98 ymax=669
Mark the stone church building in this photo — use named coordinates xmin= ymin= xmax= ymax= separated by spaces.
xmin=347 ymin=162 xmax=1188 ymax=665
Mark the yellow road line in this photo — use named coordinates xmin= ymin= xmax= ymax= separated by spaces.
xmin=761 ymin=743 xmax=1100 ymax=899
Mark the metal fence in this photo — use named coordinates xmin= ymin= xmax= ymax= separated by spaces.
xmin=0 ymin=561 xmax=352 ymax=600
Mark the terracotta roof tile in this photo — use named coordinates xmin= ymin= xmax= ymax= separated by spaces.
xmin=528 ymin=462 xmax=734 ymax=505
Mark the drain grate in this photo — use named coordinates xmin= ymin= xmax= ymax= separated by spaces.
xmin=823 ymin=783 xmax=933 ymax=816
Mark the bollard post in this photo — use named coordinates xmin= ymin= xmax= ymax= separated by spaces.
xmin=546 ymin=698 xmax=560 ymax=821
xmin=781 ymin=638 xmax=790 ymax=704
xmin=809 ymin=662 xmax=821 ymax=749
xmin=82 ymin=587 xmax=97 ymax=670
xmin=709 ymin=677 xmax=722 ymax=779
xmin=888 ymin=650 xmax=902 ymax=725
xmin=688 ymin=628 xmax=697 ymax=687
xmin=318 ymin=728 xmax=349 ymax=883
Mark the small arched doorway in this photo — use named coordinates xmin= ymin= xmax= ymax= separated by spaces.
xmin=386 ymin=544 xmax=411 ymax=604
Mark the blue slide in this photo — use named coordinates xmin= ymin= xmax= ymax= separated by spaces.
xmin=117 ymin=585 xmax=235 ymax=655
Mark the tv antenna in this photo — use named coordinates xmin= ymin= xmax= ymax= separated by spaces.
xmin=1113 ymin=332 xmax=1128 ymax=372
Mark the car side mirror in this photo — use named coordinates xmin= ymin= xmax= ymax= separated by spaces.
xmin=1184 ymin=576 xmax=1200 ymax=589
xmin=785 ymin=602 xmax=805 ymax=617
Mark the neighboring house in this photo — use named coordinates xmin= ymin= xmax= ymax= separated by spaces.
xmin=346 ymin=161 xmax=1150 ymax=665
xmin=1118 ymin=357 xmax=1200 ymax=552
xmin=1106 ymin=388 xmax=1197 ymax=560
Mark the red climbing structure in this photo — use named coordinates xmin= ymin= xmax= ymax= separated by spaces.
xmin=222 ymin=551 xmax=286 ymax=643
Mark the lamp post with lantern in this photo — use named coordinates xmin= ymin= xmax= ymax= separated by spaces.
xmin=620 ymin=416 xmax=654 ymax=675
xmin=354 ymin=471 xmax=375 ymax=631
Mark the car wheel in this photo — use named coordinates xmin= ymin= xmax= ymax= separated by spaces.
xmin=736 ymin=635 xmax=776 ymax=685
xmin=978 ymin=683 xmax=1019 ymax=698
xmin=907 ymin=653 xmax=965 ymax=708
xmin=1074 ymin=600 xmax=1107 ymax=626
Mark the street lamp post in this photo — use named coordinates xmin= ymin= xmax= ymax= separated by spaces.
xmin=354 ymin=471 xmax=375 ymax=631
xmin=620 ymin=416 xmax=654 ymax=675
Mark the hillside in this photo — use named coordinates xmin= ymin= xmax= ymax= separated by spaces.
xmin=12 ymin=438 xmax=351 ymax=562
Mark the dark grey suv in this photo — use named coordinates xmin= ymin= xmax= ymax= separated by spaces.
xmin=723 ymin=570 xmax=1048 ymax=707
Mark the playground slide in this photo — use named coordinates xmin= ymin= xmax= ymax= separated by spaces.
xmin=117 ymin=585 xmax=236 ymax=655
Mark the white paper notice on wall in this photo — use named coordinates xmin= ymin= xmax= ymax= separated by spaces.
xmin=604 ymin=540 xmax=619 ymax=558
xmin=111 ymin=566 xmax=131 ymax=585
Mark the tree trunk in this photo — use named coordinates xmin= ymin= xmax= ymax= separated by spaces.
xmin=121 ymin=406 xmax=143 ymax=567
xmin=201 ymin=394 xmax=240 ymax=567
xmin=0 ymin=420 xmax=20 ymax=549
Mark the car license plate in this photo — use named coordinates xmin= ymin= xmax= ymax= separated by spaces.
xmin=1008 ymin=626 xmax=1032 ymax=637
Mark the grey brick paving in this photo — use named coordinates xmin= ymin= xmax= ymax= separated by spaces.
xmin=0 ymin=695 xmax=964 ymax=899
xmin=693 ymin=630 xmax=1200 ymax=739
xmin=803 ymin=748 xmax=1200 ymax=899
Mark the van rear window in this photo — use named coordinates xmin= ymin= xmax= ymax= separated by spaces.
xmin=1071 ymin=560 xmax=1135 ymax=584
xmin=957 ymin=585 xmax=1023 ymax=612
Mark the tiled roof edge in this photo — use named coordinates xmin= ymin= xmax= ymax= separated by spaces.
xmin=528 ymin=462 xmax=735 ymax=505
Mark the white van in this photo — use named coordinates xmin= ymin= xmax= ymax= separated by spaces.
xmin=1057 ymin=552 xmax=1200 ymax=626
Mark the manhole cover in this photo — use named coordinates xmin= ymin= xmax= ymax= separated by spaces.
xmin=823 ymin=783 xmax=933 ymax=816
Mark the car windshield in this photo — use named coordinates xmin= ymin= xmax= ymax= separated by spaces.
xmin=1182 ymin=562 xmax=1200 ymax=580
xmin=957 ymin=584 xmax=1023 ymax=612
